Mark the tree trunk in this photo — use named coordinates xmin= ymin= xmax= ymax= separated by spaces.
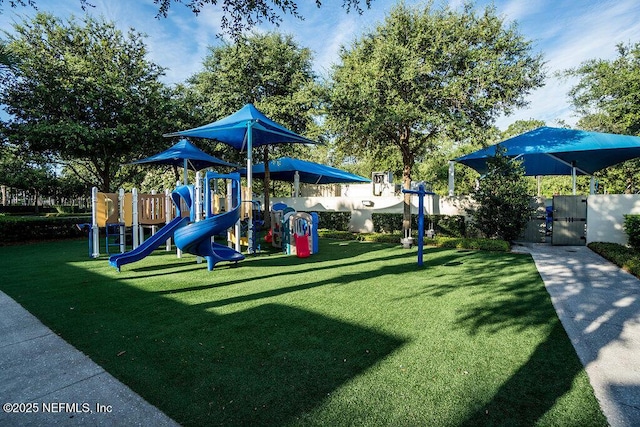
xmin=402 ymin=163 xmax=412 ymax=239
xmin=172 ymin=165 xmax=181 ymax=186
xmin=33 ymin=189 xmax=40 ymax=214
xmin=100 ymin=160 xmax=111 ymax=193
xmin=400 ymin=129 xmax=414 ymax=243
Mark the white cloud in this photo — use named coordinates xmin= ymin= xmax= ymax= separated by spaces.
xmin=493 ymin=0 xmax=640 ymax=129
xmin=313 ymin=15 xmax=361 ymax=76
xmin=500 ymin=0 xmax=546 ymax=22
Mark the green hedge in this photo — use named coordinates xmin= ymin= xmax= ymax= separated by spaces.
xmin=0 ymin=206 xmax=56 ymax=214
xmin=588 ymin=242 xmax=640 ymax=277
xmin=371 ymin=213 xmax=466 ymax=237
xmin=430 ymin=236 xmax=509 ymax=251
xmin=316 ymin=211 xmax=351 ymax=232
xmin=623 ymin=214 xmax=640 ymax=250
xmin=0 ymin=216 xmax=88 ymax=245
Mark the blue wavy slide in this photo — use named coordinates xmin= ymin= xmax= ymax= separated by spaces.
xmin=108 ymin=216 xmax=189 ymax=272
xmin=109 ymin=185 xmax=192 ymax=272
xmin=173 ymin=205 xmax=245 ymax=271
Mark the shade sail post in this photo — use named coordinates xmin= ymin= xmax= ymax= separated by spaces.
xmin=448 ymin=161 xmax=455 ymax=196
xmin=572 ymin=164 xmax=577 ymax=195
xmin=590 ymin=176 xmax=596 ymax=194
xmin=246 ymin=121 xmax=254 ymax=253
xmin=294 ymin=171 xmax=300 ymax=197
xmin=183 ymin=159 xmax=188 ymax=185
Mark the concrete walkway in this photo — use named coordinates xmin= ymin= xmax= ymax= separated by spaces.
xmin=0 ymin=291 xmax=179 ymax=426
xmin=514 ymin=243 xmax=640 ymax=427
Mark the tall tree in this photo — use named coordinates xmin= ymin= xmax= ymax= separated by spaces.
xmin=566 ymin=42 xmax=640 ymax=193
xmin=186 ymin=32 xmax=319 ymax=217
xmin=0 ymin=13 xmax=174 ymax=192
xmin=325 ymin=2 xmax=544 ymax=239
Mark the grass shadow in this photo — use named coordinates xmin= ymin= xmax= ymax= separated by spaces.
xmin=0 ymin=241 xmax=406 ymax=426
xmin=460 ymin=319 xmax=605 ymax=426
xmin=0 ymin=240 xmax=607 ymax=426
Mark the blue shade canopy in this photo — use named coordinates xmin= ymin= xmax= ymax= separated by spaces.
xmin=455 ymin=127 xmax=640 ymax=176
xmin=163 ymin=104 xmax=317 ymax=150
xmin=164 ymin=105 xmax=318 ymax=252
xmin=238 ymin=157 xmax=371 ymax=184
xmin=129 ymin=139 xmax=236 ymax=170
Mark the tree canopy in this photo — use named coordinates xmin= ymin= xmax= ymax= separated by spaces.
xmin=326 ymin=2 xmax=545 ymax=234
xmin=566 ymin=42 xmax=640 ymax=193
xmin=0 ymin=13 xmax=174 ymax=192
xmin=0 ymin=0 xmax=373 ymax=40
xmin=185 ymin=31 xmax=320 ymax=213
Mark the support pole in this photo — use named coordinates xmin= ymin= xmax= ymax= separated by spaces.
xmin=118 ymin=189 xmax=126 ymax=254
xmin=176 ymin=180 xmax=182 ymax=258
xmin=132 ymin=188 xmax=139 ymax=249
xmin=164 ymin=189 xmax=171 ymax=251
xmin=294 ymin=171 xmax=300 ymax=197
xmin=91 ymin=187 xmax=100 ymax=258
xmin=448 ymin=161 xmax=455 ymax=197
xmin=195 ymin=171 xmax=203 ymax=264
xmin=246 ymin=121 xmax=254 ymax=254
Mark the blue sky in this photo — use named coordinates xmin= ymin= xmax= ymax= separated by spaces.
xmin=1 ymin=0 xmax=640 ymax=130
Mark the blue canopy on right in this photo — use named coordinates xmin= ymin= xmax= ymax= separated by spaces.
xmin=455 ymin=127 xmax=640 ymax=176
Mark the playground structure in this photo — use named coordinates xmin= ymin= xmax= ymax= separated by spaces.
xmin=90 ymin=172 xmax=247 ymax=271
xmin=90 ymin=188 xmax=180 ymax=258
xmin=170 ymin=172 xmax=245 ymax=271
xmin=269 ymin=202 xmax=319 ymax=258
xmin=90 ymin=171 xmax=318 ymax=271
xmin=227 ymin=188 xmax=264 ymax=254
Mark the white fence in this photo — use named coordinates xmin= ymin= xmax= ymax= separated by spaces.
xmin=272 ymin=192 xmax=640 ymax=246
xmin=270 ymin=194 xmax=441 ymax=233
xmin=587 ymin=194 xmax=640 ymax=245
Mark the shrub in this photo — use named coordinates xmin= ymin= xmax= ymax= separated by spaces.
xmin=316 ymin=211 xmax=351 ymax=231
xmin=0 ymin=216 xmax=87 ymax=245
xmin=318 ymin=228 xmax=509 ymax=251
xmin=372 ymin=213 xmax=466 ymax=237
xmin=357 ymin=232 xmax=404 ymax=244
xmin=318 ymin=230 xmax=356 ymax=240
xmin=623 ymin=214 xmax=640 ymax=250
xmin=0 ymin=205 xmax=57 ymax=214
xmin=372 ymin=213 xmax=406 ymax=233
xmin=55 ymin=205 xmax=88 ymax=214
xmin=588 ymin=242 xmax=640 ymax=277
xmin=470 ymin=145 xmax=534 ymax=242
xmin=427 ymin=215 xmax=466 ymax=237
xmin=431 ymin=236 xmax=509 ymax=252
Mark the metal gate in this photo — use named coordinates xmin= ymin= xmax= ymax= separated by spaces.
xmin=552 ymin=195 xmax=587 ymax=245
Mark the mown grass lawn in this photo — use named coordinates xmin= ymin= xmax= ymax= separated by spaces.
xmin=0 ymin=238 xmax=606 ymax=426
